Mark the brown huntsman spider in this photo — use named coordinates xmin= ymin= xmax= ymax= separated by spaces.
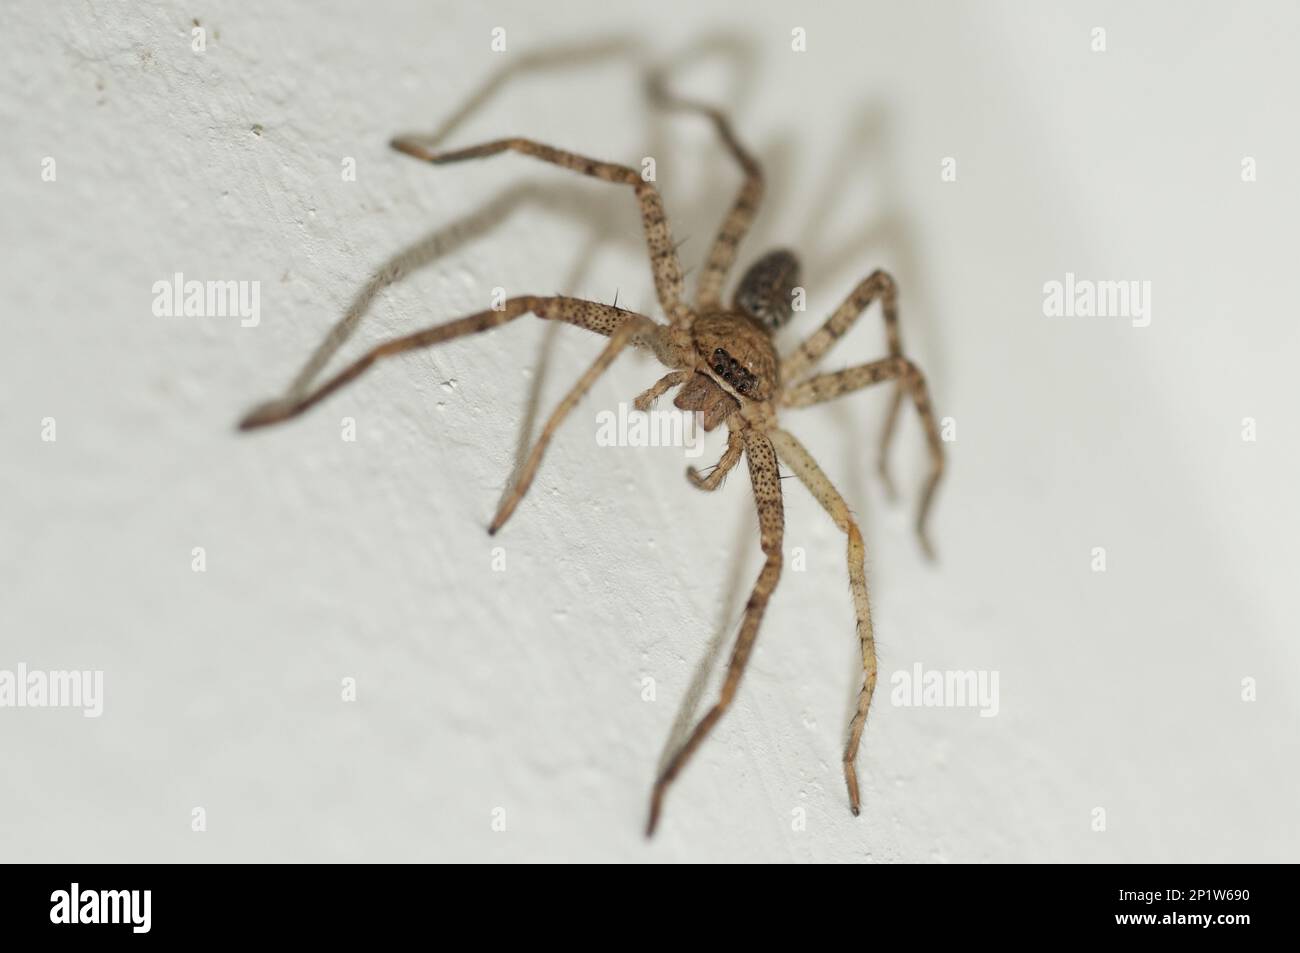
xmin=239 ymin=76 xmax=945 ymax=837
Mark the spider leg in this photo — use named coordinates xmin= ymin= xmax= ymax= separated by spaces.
xmin=649 ymin=74 xmax=763 ymax=311
xmin=633 ymin=372 xmax=742 ymax=493
xmin=781 ymin=356 xmax=945 ymax=559
xmin=391 ymin=136 xmax=692 ymax=338
xmin=488 ymin=312 xmax=662 ymax=534
xmin=686 ymin=425 xmax=742 ymax=491
xmin=646 ymin=427 xmax=783 ymax=836
xmin=766 ymin=428 xmax=875 ymax=818
xmin=238 ymin=296 xmax=677 ymax=428
xmin=779 ymin=269 xmax=908 ymax=496
xmin=780 ymin=270 xmax=900 ymax=383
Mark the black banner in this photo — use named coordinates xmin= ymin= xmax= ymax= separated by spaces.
xmin=0 ymin=864 xmax=1281 ymax=940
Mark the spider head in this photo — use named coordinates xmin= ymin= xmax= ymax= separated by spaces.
xmin=692 ymin=313 xmax=779 ymax=403
xmin=734 ymin=249 xmax=801 ymax=331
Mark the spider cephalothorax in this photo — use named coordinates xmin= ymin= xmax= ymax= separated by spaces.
xmin=671 ymin=250 xmax=794 ymax=429
xmin=240 ymin=75 xmax=945 ymax=838
xmin=691 ymin=310 xmax=778 ymax=401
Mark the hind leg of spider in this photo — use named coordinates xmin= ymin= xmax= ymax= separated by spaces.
xmin=237 ymin=295 xmax=677 ymax=428
xmin=779 ymin=269 xmax=910 ymax=492
xmin=390 ymin=136 xmax=692 ymax=336
xmin=646 ymin=428 xmax=783 ymax=836
xmin=488 ymin=312 xmax=665 ymax=534
xmin=780 ymin=270 xmax=902 ymax=383
xmin=781 ymin=356 xmax=945 ymax=560
xmin=649 ymin=73 xmax=763 ymax=309
xmin=767 ymin=428 xmax=876 ymax=816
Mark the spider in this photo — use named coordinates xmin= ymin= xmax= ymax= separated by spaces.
xmin=238 ymin=77 xmax=945 ymax=837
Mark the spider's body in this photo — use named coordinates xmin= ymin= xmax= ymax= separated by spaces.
xmin=676 ymin=318 xmax=775 ymax=432
xmin=240 ymin=78 xmax=945 ymax=837
xmin=670 ymin=248 xmax=799 ymax=432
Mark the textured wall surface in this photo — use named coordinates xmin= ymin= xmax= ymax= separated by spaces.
xmin=3 ymin=1 xmax=1298 ymax=862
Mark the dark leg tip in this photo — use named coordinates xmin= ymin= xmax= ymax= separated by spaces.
xmin=645 ymin=792 xmax=664 ymax=839
xmin=238 ymin=399 xmax=296 ymax=432
xmin=390 ymin=137 xmax=433 ymax=161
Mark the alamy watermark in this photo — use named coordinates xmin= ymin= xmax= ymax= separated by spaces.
xmin=595 ymin=403 xmax=705 ymax=458
xmin=1043 ymin=272 xmax=1151 ymax=328
xmin=50 ymin=883 xmax=150 ymax=933
xmin=890 ymin=663 xmax=999 ymax=717
xmin=152 ymin=272 xmax=260 ymax=327
xmin=0 ymin=663 xmax=103 ymax=717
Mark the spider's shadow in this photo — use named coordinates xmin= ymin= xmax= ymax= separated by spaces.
xmin=279 ymin=37 xmax=658 ymax=487
xmin=259 ymin=34 xmax=769 ymax=799
xmin=274 ymin=32 xmax=766 ymax=498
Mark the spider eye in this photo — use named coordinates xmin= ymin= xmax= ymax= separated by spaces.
xmin=713 ymin=363 xmax=726 ymax=375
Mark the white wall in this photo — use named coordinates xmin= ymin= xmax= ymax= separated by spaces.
xmin=3 ymin=0 xmax=1297 ymax=862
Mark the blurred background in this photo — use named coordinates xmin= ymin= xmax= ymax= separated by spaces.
xmin=2 ymin=0 xmax=1297 ymax=862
